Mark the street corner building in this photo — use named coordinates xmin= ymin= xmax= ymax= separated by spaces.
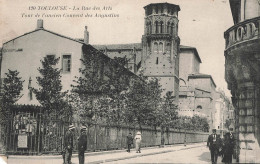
xmin=0 ymin=2 xmax=232 ymax=154
xmin=224 ymin=0 xmax=260 ymax=163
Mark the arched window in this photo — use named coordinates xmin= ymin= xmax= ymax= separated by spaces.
xmin=146 ymin=21 xmax=151 ymax=34
xmin=196 ymin=105 xmax=202 ymax=109
xmin=167 ymin=22 xmax=171 ymax=33
xmin=160 ymin=21 xmax=164 ymax=33
xmin=166 ymin=43 xmax=171 ymax=54
xmin=148 ymin=42 xmax=151 ymax=54
xmin=155 ymin=21 xmax=159 ymax=34
xmin=146 ymin=22 xmax=150 ymax=34
xmin=167 ymin=6 xmax=171 ymax=15
xmin=170 ymin=23 xmax=174 ymax=35
xmin=159 ymin=5 xmax=162 ymax=14
xmin=154 ymin=42 xmax=158 ymax=53
xmin=149 ymin=22 xmax=152 ymax=34
xmin=159 ymin=42 xmax=163 ymax=53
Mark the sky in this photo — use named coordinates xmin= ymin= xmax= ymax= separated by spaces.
xmin=0 ymin=0 xmax=234 ymax=96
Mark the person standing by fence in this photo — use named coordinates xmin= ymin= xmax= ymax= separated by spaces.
xmin=63 ymin=125 xmax=75 ymax=164
xmin=126 ymin=132 xmax=133 ymax=153
xmin=135 ymin=131 xmax=142 ymax=153
xmin=78 ymin=126 xmax=87 ymax=164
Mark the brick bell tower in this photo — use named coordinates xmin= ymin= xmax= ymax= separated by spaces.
xmin=141 ymin=3 xmax=180 ymax=102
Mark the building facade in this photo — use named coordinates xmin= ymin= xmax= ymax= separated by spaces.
xmin=1 ymin=20 xmax=85 ymax=106
xmin=92 ymin=3 xmax=219 ymax=128
xmin=178 ymin=45 xmax=217 ymax=130
xmin=224 ymin=0 xmax=260 ymax=162
xmin=214 ymin=90 xmax=234 ymax=138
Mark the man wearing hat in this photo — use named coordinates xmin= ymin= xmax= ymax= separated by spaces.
xmin=126 ymin=132 xmax=133 ymax=153
xmin=64 ymin=125 xmax=75 ymax=164
xmin=207 ymin=129 xmax=221 ymax=164
xmin=78 ymin=126 xmax=88 ymax=164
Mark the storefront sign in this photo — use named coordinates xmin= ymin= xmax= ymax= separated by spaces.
xmin=18 ymin=134 xmax=28 ymax=148
xmin=226 ymin=19 xmax=260 ymax=48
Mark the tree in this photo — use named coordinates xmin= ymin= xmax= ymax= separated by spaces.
xmin=33 ymin=56 xmax=68 ymax=120
xmin=0 ymin=69 xmax=24 ymax=151
xmin=103 ymin=56 xmax=131 ymax=126
xmin=176 ymin=115 xmax=209 ymax=132
xmin=0 ymin=69 xmax=24 ymax=122
xmin=71 ymin=46 xmax=112 ymax=124
xmin=72 ymin=46 xmax=132 ymax=126
xmin=159 ymin=92 xmax=178 ymax=126
xmin=158 ymin=91 xmax=179 ymax=145
xmin=201 ymin=117 xmax=209 ymax=132
xmin=124 ymin=73 xmax=148 ymax=128
xmin=124 ymin=73 xmax=163 ymax=129
xmin=146 ymin=78 xmax=163 ymax=127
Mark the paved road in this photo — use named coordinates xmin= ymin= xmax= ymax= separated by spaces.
xmin=105 ymin=146 xmax=225 ymax=164
xmin=6 ymin=143 xmax=236 ymax=164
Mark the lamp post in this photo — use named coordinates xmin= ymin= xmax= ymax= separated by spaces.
xmin=184 ymin=118 xmax=187 ymax=147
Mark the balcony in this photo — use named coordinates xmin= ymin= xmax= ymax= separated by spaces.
xmin=224 ymin=16 xmax=260 ymax=53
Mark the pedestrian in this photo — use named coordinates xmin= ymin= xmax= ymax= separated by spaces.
xmin=222 ymin=132 xmax=234 ymax=164
xmin=229 ymin=128 xmax=235 ymax=159
xmin=126 ymin=132 xmax=133 ymax=153
xmin=207 ymin=129 xmax=221 ymax=164
xmin=135 ymin=131 xmax=142 ymax=153
xmin=63 ymin=124 xmax=75 ymax=164
xmin=78 ymin=126 xmax=88 ymax=164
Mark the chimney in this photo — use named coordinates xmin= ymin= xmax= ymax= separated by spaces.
xmin=37 ymin=19 xmax=44 ymax=29
xmin=84 ymin=26 xmax=89 ymax=44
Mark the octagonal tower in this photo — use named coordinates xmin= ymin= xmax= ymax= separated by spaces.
xmin=141 ymin=3 xmax=180 ymax=101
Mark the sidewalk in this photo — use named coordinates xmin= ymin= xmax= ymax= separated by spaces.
xmin=85 ymin=142 xmax=206 ymax=164
xmin=7 ymin=142 xmax=207 ymax=164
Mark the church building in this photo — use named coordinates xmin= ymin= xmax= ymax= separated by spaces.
xmin=94 ymin=2 xmax=218 ymax=118
xmin=1 ymin=2 xmax=218 ymax=126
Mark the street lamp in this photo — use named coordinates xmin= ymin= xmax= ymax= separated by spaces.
xmin=184 ymin=118 xmax=187 ymax=146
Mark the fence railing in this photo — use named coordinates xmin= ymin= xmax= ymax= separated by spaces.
xmin=0 ymin=117 xmax=209 ymax=155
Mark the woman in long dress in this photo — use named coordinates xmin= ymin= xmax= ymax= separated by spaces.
xmin=222 ymin=132 xmax=233 ymax=164
xmin=135 ymin=131 xmax=142 ymax=153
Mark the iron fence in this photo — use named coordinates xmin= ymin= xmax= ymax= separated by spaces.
xmin=0 ymin=116 xmax=209 ymax=155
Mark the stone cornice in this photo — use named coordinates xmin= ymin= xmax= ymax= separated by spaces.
xmin=146 ymin=33 xmax=176 ymax=40
xmin=224 ymin=16 xmax=260 ymax=50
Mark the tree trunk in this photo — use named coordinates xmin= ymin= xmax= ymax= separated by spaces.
xmin=161 ymin=126 xmax=165 ymax=146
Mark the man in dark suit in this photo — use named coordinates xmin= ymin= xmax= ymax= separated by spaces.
xmin=207 ymin=129 xmax=221 ymax=164
xmin=126 ymin=132 xmax=133 ymax=153
xmin=78 ymin=126 xmax=88 ymax=164
xmin=64 ymin=125 xmax=75 ymax=164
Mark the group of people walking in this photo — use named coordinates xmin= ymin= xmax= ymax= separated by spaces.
xmin=207 ymin=129 xmax=235 ymax=164
xmin=63 ymin=125 xmax=236 ymax=164
xmin=126 ymin=131 xmax=142 ymax=153
xmin=62 ymin=124 xmax=143 ymax=164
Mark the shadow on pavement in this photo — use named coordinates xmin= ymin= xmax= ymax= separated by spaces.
xmin=199 ymin=151 xmax=211 ymax=163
